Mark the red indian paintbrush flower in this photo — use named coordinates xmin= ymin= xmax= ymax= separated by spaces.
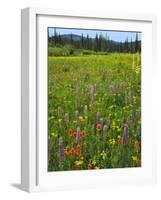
xmin=68 ymin=129 xmax=73 ymax=136
xmin=96 ymin=123 xmax=102 ymax=131
xmin=89 ymin=85 xmax=94 ymax=103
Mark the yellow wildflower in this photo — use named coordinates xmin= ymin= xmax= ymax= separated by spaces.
xmin=109 ymin=138 xmax=116 ymax=145
xmin=92 ymin=160 xmax=96 ymax=166
xmin=51 ymin=132 xmax=57 ymax=137
xmin=132 ymin=156 xmax=137 ymax=161
xmin=79 ymin=116 xmax=83 ymax=120
xmin=95 ymin=166 xmax=100 ymax=169
xmin=100 ymin=150 xmax=107 ymax=160
xmin=58 ymin=119 xmax=62 ymax=123
xmin=117 ymin=135 xmax=121 ymax=139
xmin=75 ymin=160 xmax=83 ymax=166
xmin=79 ymin=116 xmax=85 ymax=122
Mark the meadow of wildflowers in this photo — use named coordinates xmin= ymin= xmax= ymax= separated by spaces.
xmin=48 ymin=53 xmax=141 ymax=171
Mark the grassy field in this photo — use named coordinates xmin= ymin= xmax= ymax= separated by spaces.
xmin=48 ymin=53 xmax=141 ymax=171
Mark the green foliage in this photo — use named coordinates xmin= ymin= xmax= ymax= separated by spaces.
xmin=48 ymin=44 xmax=75 ymax=56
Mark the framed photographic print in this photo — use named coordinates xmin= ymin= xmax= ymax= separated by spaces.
xmin=21 ymin=7 xmax=156 ymax=192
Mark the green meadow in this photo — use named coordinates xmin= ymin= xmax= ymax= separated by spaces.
xmin=48 ymin=53 xmax=141 ymax=171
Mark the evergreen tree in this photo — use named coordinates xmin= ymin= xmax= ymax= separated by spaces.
xmin=86 ymin=34 xmax=89 ymax=49
xmin=98 ymin=33 xmax=103 ymax=51
xmin=81 ymin=33 xmax=84 ymax=49
xmin=70 ymin=33 xmax=73 ymax=44
xmin=124 ymin=37 xmax=129 ymax=53
xmin=94 ymin=33 xmax=99 ymax=52
xmin=54 ymin=28 xmax=57 ymax=45
xmin=135 ymin=33 xmax=138 ymax=53
xmin=130 ymin=38 xmax=133 ymax=53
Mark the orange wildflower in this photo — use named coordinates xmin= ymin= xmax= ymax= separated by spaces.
xmin=96 ymin=123 xmax=102 ymax=131
xmin=73 ymin=151 xmax=77 ymax=156
xmin=80 ymin=131 xmax=85 ymax=138
xmin=88 ymin=163 xmax=92 ymax=170
xmin=76 ymin=144 xmax=80 ymax=151
xmin=71 ymin=148 xmax=75 ymax=156
xmin=76 ymin=145 xmax=81 ymax=155
xmin=75 ymin=151 xmax=80 ymax=156
xmin=68 ymin=129 xmax=73 ymax=136
xmin=65 ymin=151 xmax=70 ymax=156
xmin=68 ymin=150 xmax=72 ymax=156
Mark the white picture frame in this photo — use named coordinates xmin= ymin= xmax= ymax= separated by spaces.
xmin=21 ymin=7 xmax=157 ymax=192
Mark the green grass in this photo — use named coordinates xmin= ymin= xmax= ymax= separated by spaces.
xmin=48 ymin=53 xmax=141 ymax=171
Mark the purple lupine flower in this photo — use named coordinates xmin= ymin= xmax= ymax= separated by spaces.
xmin=122 ymin=125 xmax=129 ymax=145
xmin=136 ymin=107 xmax=141 ymax=119
xmin=58 ymin=137 xmax=65 ymax=164
xmin=91 ymin=124 xmax=95 ymax=133
xmin=75 ymin=110 xmax=79 ymax=118
xmin=89 ymin=85 xmax=94 ymax=103
xmin=76 ymin=127 xmax=80 ymax=143
xmin=103 ymin=125 xmax=108 ymax=140
xmin=84 ymin=105 xmax=88 ymax=115
xmin=96 ymin=112 xmax=101 ymax=124
xmin=75 ymin=80 xmax=80 ymax=100
xmin=100 ymin=118 xmax=104 ymax=130
xmin=57 ymin=106 xmax=62 ymax=119
xmin=107 ymin=116 xmax=111 ymax=129
xmin=120 ymin=82 xmax=126 ymax=92
xmin=125 ymin=91 xmax=128 ymax=105
xmin=127 ymin=115 xmax=132 ymax=126
xmin=103 ymin=125 xmax=108 ymax=132
xmin=75 ymin=80 xmax=80 ymax=96
xmin=137 ymin=125 xmax=141 ymax=136
xmin=128 ymin=92 xmax=132 ymax=104
xmin=75 ymin=80 xmax=80 ymax=106
xmin=75 ymin=110 xmax=80 ymax=123
xmin=89 ymin=85 xmax=94 ymax=95
xmin=110 ymin=84 xmax=115 ymax=93
xmin=64 ymin=113 xmax=69 ymax=124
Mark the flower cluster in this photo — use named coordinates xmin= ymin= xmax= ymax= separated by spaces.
xmin=65 ymin=144 xmax=82 ymax=157
xmin=68 ymin=128 xmax=85 ymax=139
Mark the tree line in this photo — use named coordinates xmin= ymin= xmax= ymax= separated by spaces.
xmin=48 ymin=28 xmax=141 ymax=53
